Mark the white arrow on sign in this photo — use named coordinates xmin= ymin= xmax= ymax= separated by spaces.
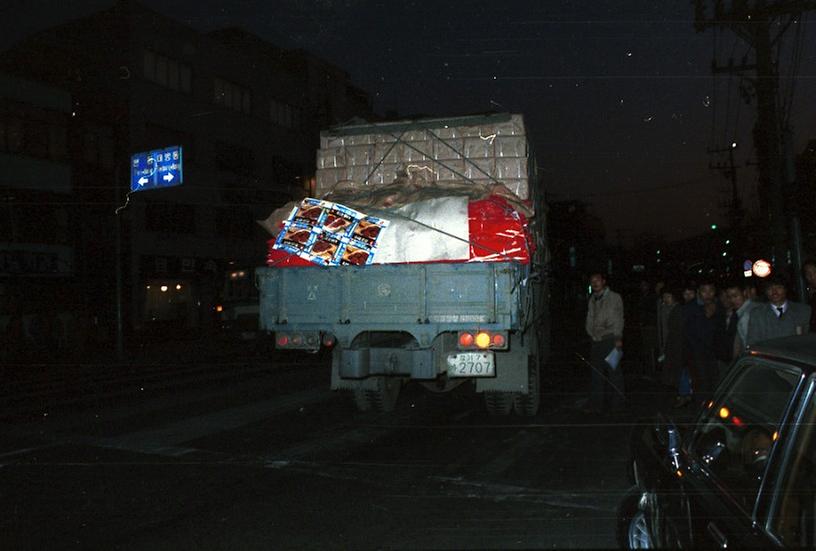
xmin=163 ymin=173 xmax=174 ymax=182
xmin=138 ymin=177 xmax=148 ymax=186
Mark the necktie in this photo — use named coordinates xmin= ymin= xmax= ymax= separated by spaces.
xmin=777 ymin=306 xmax=784 ymax=319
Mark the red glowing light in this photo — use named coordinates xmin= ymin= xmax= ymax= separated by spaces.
xmin=459 ymin=332 xmax=475 ymax=347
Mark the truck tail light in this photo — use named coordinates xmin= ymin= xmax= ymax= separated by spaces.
xmin=458 ymin=332 xmax=475 ymax=347
xmin=474 ymin=332 xmax=491 ymax=349
xmin=275 ymin=331 xmax=320 ymax=351
xmin=322 ymin=334 xmax=336 ymax=348
xmin=457 ymin=330 xmax=508 ymax=350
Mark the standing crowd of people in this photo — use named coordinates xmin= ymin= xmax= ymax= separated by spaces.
xmin=583 ymin=262 xmax=816 ymax=413
xmin=650 ymin=268 xmax=815 ymax=408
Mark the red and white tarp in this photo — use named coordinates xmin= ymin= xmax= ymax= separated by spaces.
xmin=266 ymin=195 xmax=532 ymax=267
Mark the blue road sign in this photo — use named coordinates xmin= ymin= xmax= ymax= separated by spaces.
xmin=131 ymin=146 xmax=183 ymax=192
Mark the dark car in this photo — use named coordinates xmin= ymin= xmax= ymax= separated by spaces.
xmin=620 ymin=334 xmax=816 ymax=549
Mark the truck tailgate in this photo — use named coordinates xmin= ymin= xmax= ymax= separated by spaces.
xmin=257 ymin=262 xmax=520 ymax=329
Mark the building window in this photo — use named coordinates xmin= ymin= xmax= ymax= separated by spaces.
xmin=0 ymin=103 xmax=68 ymax=162
xmin=145 ymin=202 xmax=196 ymax=234
xmin=4 ymin=117 xmax=23 ymax=153
xmin=48 ymin=126 xmax=67 ymax=160
xmin=145 ymin=124 xmax=195 ymax=163
xmin=143 ymin=49 xmax=192 ymax=94
xmin=81 ymin=127 xmax=114 ymax=169
xmin=270 ymin=99 xmax=301 ymax=129
xmin=180 ymin=65 xmax=192 ymax=93
xmin=215 ymin=140 xmax=255 ymax=176
xmin=214 ymin=77 xmax=251 ymax=115
xmin=215 ymin=206 xmax=254 ymax=239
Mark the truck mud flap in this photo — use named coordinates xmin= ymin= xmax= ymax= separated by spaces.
xmin=475 ymin=335 xmax=530 ymax=393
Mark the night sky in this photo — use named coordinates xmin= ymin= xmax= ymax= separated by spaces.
xmin=4 ymin=0 xmax=816 ymax=242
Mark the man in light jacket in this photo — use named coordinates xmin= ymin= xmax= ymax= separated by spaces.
xmin=585 ymin=271 xmax=625 ymax=413
xmin=725 ymin=280 xmax=760 ymax=357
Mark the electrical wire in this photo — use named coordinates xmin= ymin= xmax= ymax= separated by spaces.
xmin=710 ymin=26 xmax=719 ymax=148
xmin=721 ymin=34 xmax=741 ymax=148
xmin=782 ymin=15 xmax=808 ymax=128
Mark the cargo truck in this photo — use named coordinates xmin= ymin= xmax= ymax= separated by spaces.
xmin=256 ymin=113 xmax=549 ymax=415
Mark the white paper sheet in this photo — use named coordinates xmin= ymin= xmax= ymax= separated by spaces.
xmin=605 ymin=347 xmax=623 ymax=370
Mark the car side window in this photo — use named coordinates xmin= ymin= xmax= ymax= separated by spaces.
xmin=771 ymin=378 xmax=816 ymax=547
xmin=689 ymin=359 xmax=801 ymax=511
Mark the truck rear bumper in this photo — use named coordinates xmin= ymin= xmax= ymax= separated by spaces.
xmin=333 ymin=347 xmax=435 ymax=380
xmin=330 ymin=334 xmax=531 ymax=393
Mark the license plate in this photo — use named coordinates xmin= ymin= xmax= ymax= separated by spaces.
xmin=447 ymin=352 xmax=495 ymax=377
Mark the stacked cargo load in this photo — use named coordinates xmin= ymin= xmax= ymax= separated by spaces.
xmin=256 ymin=113 xmax=549 ymax=416
xmin=259 ymin=113 xmax=539 ymax=268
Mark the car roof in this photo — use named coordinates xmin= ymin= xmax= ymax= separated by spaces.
xmin=748 ymin=334 xmax=816 ymax=370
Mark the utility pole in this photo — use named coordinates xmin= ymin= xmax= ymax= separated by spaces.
xmin=708 ymin=143 xmax=743 ymax=228
xmin=694 ymin=0 xmax=816 ymax=300
xmin=114 ymin=162 xmax=124 ymax=362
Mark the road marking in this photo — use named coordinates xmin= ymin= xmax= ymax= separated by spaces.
xmin=264 ymin=424 xmax=396 ymax=462
xmin=429 ymin=476 xmax=615 ymax=511
xmin=0 ymin=443 xmax=59 ymax=466
xmin=92 ymin=388 xmax=331 ymax=457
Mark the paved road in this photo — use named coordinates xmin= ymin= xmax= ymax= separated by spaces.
xmin=0 ymin=342 xmax=676 ymax=549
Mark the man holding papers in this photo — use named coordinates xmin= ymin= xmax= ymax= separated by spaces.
xmin=585 ymin=271 xmax=626 ymax=413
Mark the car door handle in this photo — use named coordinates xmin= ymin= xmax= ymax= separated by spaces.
xmin=707 ymin=521 xmax=728 ymax=548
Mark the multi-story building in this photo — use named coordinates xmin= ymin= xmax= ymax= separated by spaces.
xmin=0 ymin=72 xmax=77 ymax=355
xmin=0 ymin=1 xmax=373 ymax=347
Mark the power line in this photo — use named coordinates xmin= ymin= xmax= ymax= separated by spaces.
xmin=553 ymin=178 xmax=710 ymax=199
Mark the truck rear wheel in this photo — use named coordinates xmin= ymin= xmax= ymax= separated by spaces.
xmin=352 ymin=376 xmax=401 ymax=413
xmin=513 ymin=356 xmax=540 ymax=416
xmin=484 ymin=391 xmax=514 ymax=416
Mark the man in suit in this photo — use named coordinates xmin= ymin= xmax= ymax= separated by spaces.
xmin=745 ymin=276 xmax=811 ymax=347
